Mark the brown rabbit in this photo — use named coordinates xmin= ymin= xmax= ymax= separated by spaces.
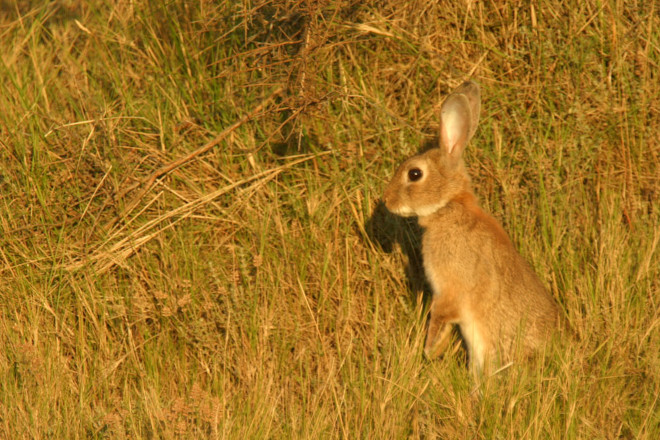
xmin=383 ymin=81 xmax=559 ymax=374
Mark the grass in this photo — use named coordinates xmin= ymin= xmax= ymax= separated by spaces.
xmin=0 ymin=0 xmax=658 ymax=438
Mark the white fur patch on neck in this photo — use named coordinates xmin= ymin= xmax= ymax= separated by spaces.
xmin=391 ymin=198 xmax=450 ymax=218
xmin=388 ymin=204 xmax=417 ymax=217
xmin=389 ymin=201 xmax=449 ymax=218
xmin=388 ymin=191 xmax=454 ymax=218
xmin=413 ymin=200 xmax=449 ymax=217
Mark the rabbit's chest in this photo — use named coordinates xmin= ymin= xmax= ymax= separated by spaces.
xmin=422 ymin=232 xmax=475 ymax=290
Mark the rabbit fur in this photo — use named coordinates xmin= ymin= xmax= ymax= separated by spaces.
xmin=383 ymin=81 xmax=559 ymax=374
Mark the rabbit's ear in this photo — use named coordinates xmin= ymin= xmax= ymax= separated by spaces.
xmin=439 ymin=81 xmax=481 ymax=160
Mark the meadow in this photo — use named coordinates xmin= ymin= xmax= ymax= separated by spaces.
xmin=0 ymin=0 xmax=658 ymax=438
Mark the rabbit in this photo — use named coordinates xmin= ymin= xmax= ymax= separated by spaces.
xmin=383 ymin=81 xmax=559 ymax=374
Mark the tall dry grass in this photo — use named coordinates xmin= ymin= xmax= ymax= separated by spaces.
xmin=0 ymin=0 xmax=658 ymax=438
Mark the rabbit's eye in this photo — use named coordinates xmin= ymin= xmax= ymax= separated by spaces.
xmin=408 ymin=168 xmax=423 ymax=182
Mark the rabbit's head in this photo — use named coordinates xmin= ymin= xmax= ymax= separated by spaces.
xmin=383 ymin=81 xmax=481 ymax=218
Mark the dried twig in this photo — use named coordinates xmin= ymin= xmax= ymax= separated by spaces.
xmin=118 ymin=86 xmax=286 ymax=214
xmin=66 ymin=151 xmax=331 ymax=274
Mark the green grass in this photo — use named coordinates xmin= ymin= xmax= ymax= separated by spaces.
xmin=0 ymin=0 xmax=658 ymax=438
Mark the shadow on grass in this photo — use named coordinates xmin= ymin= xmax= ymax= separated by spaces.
xmin=365 ymin=200 xmax=430 ymax=306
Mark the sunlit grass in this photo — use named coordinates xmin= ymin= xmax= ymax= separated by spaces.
xmin=0 ymin=0 xmax=658 ymax=438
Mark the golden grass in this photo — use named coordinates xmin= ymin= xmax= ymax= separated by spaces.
xmin=0 ymin=0 xmax=658 ymax=438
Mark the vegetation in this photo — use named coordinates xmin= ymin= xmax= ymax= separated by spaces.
xmin=0 ymin=0 xmax=657 ymax=438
